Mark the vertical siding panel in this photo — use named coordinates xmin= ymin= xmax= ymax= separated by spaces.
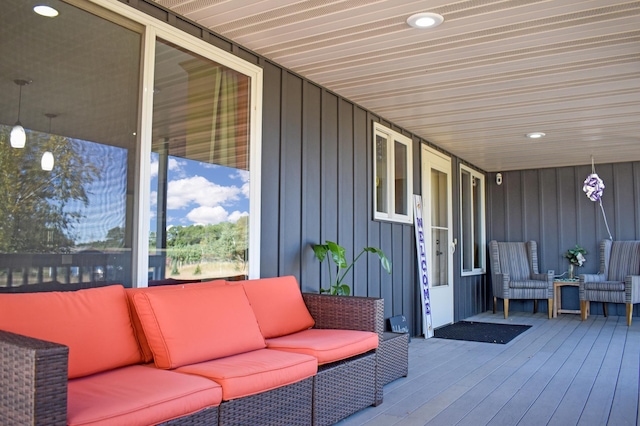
xmin=380 ymin=223 xmax=393 ymax=318
xmin=614 ymin=163 xmax=634 ymax=240
xmin=391 ymin=224 xmax=403 ymax=317
xmin=540 ymin=168 xmax=560 ymax=271
xmin=367 ymin=114 xmax=381 ymax=298
xmin=506 ymin=171 xmax=524 ymax=241
xmin=260 ymin=61 xmax=282 ymax=278
xmin=353 ymin=106 xmax=368 ymax=297
xmin=280 ymin=72 xmax=303 ymax=279
xmin=300 ymin=82 xmax=322 ymax=293
xmin=523 ymin=170 xmax=541 ymax=244
xmin=338 ymin=99 xmax=355 ymax=292
xmin=557 ymin=167 xmax=578 ymax=262
xmin=320 ymin=91 xmax=339 ymax=291
xmin=403 ymin=226 xmax=415 ymax=335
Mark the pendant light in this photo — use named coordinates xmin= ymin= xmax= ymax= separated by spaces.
xmin=41 ymin=113 xmax=57 ymax=171
xmin=10 ymin=79 xmax=31 ymax=148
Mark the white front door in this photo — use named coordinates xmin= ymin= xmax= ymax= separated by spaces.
xmin=421 ymin=145 xmax=454 ymax=328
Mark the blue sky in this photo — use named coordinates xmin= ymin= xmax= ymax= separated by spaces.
xmin=149 ymin=153 xmax=249 ymax=233
xmin=66 ymin=140 xmax=249 ymax=245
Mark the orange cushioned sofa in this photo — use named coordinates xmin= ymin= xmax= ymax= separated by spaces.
xmin=0 ymin=275 xmax=383 ymax=426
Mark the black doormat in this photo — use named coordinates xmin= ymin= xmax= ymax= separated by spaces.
xmin=434 ymin=321 xmax=531 ymax=344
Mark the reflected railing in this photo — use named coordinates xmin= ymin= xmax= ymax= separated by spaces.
xmin=0 ymin=251 xmax=131 ymax=293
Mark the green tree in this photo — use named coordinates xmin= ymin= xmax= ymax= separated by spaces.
xmin=0 ymin=127 xmax=99 ymax=253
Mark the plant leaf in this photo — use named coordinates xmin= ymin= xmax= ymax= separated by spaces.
xmin=364 ymin=247 xmax=392 ymax=274
xmin=338 ymin=284 xmax=350 ymax=296
xmin=312 ymin=243 xmax=329 ymax=262
xmin=326 ymin=240 xmax=347 ymax=268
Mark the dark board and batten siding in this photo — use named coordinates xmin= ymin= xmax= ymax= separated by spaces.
xmin=487 ymin=161 xmax=640 ymax=317
xmin=119 ymin=0 xmax=489 ymax=336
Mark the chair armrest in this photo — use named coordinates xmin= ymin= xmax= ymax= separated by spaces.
xmin=580 ymin=273 xmax=606 ymax=283
xmin=532 ymin=270 xmax=554 ymax=283
xmin=492 ymin=273 xmax=510 ymax=298
xmin=625 ymin=275 xmax=640 ymax=303
xmin=0 ymin=329 xmax=68 ymax=426
xmin=302 ymin=293 xmax=384 ymax=340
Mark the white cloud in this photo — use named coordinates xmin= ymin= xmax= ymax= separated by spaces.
xmin=167 ymin=176 xmax=241 ymax=210
xmin=168 ymin=158 xmax=185 ymax=171
xmin=150 ymin=159 xmax=159 ymax=179
xmin=149 ymin=191 xmax=157 ymax=207
xmin=187 ymin=206 xmax=230 ymax=225
xmin=231 ymin=170 xmax=250 ymax=199
xmin=228 ymin=210 xmax=249 ymax=223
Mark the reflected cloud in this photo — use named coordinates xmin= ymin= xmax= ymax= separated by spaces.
xmin=167 ymin=175 xmax=241 ymax=210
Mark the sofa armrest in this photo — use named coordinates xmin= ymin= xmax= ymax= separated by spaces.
xmin=302 ymin=293 xmax=384 ymax=340
xmin=0 ymin=329 xmax=68 ymax=426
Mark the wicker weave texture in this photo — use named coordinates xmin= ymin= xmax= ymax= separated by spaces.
xmin=159 ymin=406 xmax=219 ymax=425
xmin=302 ymin=293 xmax=384 ymax=340
xmin=313 ymin=351 xmax=377 ymax=426
xmin=219 ymin=377 xmax=313 ymax=426
xmin=0 ymin=330 xmax=68 ymax=426
xmin=380 ymin=332 xmax=409 ymax=385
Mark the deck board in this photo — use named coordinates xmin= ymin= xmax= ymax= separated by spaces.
xmin=338 ymin=312 xmax=640 ymax=426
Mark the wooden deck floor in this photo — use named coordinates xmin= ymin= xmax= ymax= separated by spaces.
xmin=339 ymin=311 xmax=640 ymax=426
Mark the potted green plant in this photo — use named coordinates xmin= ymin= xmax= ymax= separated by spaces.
xmin=311 ymin=240 xmax=392 ymax=295
xmin=563 ymin=244 xmax=587 ymax=279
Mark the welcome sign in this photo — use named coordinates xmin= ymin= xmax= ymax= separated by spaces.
xmin=413 ymin=195 xmax=433 ymax=338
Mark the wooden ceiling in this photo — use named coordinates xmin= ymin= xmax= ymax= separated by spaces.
xmin=156 ymin=0 xmax=640 ymax=172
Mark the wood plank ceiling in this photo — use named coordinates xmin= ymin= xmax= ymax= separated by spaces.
xmin=156 ymin=0 xmax=640 ymax=172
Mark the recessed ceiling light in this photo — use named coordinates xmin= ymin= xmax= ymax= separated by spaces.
xmin=406 ymin=12 xmax=444 ymax=29
xmin=526 ymin=132 xmax=546 ymax=139
xmin=33 ymin=5 xmax=59 ymax=17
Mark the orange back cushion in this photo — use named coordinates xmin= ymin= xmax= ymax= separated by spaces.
xmin=0 ymin=285 xmax=143 ymax=379
xmin=241 ymin=276 xmax=315 ymax=338
xmin=133 ymin=284 xmax=266 ymax=369
xmin=125 ymin=280 xmax=226 ymax=363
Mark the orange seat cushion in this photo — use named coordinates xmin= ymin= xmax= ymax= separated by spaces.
xmin=0 ymin=285 xmax=142 ymax=379
xmin=133 ymin=284 xmax=266 ymax=369
xmin=176 ymin=348 xmax=317 ymax=400
xmin=125 ymin=280 xmax=226 ymax=363
xmin=241 ymin=276 xmax=315 ymax=338
xmin=68 ymin=365 xmax=222 ymax=426
xmin=266 ymin=328 xmax=379 ymax=365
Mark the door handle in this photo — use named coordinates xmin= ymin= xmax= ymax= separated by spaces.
xmin=450 ymin=238 xmax=457 ymax=254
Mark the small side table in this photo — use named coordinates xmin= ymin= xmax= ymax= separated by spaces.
xmin=553 ymin=279 xmax=586 ymax=317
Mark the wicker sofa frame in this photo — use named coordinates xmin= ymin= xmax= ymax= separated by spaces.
xmin=1 ymin=293 xmax=384 ymax=426
xmin=303 ymin=293 xmax=384 ymax=425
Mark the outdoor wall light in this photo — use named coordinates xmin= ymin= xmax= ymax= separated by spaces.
xmin=406 ymin=12 xmax=444 ymax=29
xmin=10 ymin=79 xmax=31 ymax=149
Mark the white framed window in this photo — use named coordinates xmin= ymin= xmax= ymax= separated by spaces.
xmin=459 ymin=164 xmax=485 ymax=275
xmin=373 ymin=123 xmax=413 ymax=224
xmin=1 ymin=3 xmax=261 ymax=292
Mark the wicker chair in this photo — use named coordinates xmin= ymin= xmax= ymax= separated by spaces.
xmin=488 ymin=240 xmax=554 ymax=319
xmin=579 ymin=240 xmax=640 ymax=326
